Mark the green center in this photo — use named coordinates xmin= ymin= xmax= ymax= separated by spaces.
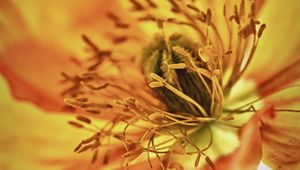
xmin=142 ymin=34 xmax=213 ymax=117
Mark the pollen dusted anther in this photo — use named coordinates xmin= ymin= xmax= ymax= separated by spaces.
xmin=62 ymin=0 xmax=267 ymax=169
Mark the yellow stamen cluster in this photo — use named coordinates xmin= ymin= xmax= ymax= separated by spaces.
xmin=61 ymin=0 xmax=269 ymax=169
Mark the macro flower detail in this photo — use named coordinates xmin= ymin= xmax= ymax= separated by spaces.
xmin=62 ymin=0 xmax=270 ymax=169
xmin=1 ymin=0 xmax=300 ymax=170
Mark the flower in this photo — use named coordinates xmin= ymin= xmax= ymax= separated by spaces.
xmin=1 ymin=0 xmax=300 ymax=170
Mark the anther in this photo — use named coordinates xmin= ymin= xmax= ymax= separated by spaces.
xmin=213 ymin=69 xmax=221 ymax=76
xmin=233 ymin=5 xmax=240 ymax=25
xmin=91 ymin=150 xmax=98 ymax=163
xmin=198 ymin=48 xmax=210 ymax=62
xmin=77 ymin=145 xmax=93 ymax=153
xmin=80 ymin=81 xmax=109 ymax=91
xmin=167 ymin=63 xmax=187 ymax=69
xmin=206 ymin=9 xmax=212 ymax=26
xmin=68 ymin=121 xmax=84 ymax=128
xmin=81 ymin=35 xmax=100 ymax=53
xmin=258 ymin=24 xmax=266 ymax=38
xmin=64 ymin=98 xmax=84 ymax=107
xmin=115 ymin=23 xmax=130 ymax=29
xmin=145 ymin=0 xmax=157 ymax=8
xmin=103 ymin=152 xmax=109 ymax=164
xmin=69 ymin=56 xmax=82 ymax=66
xmin=187 ymin=4 xmax=200 ymax=13
xmin=205 ymin=156 xmax=216 ymax=170
xmin=76 ymin=115 xmax=92 ymax=124
xmin=78 ymin=71 xmax=98 ymax=79
xmin=84 ymin=109 xmax=101 ymax=114
xmin=223 ymin=4 xmax=227 ymax=16
xmin=239 ymin=0 xmax=245 ymax=17
xmin=173 ymin=46 xmax=190 ymax=57
xmin=150 ymin=73 xmax=209 ymax=117
xmin=129 ymin=0 xmax=144 ymax=11
xmin=149 ymin=112 xmax=165 ymax=121
xmin=250 ymin=19 xmax=256 ymax=35
xmin=220 ymin=115 xmax=234 ymax=121
xmin=106 ymin=12 xmax=120 ymax=22
xmin=149 ymin=81 xmax=164 ymax=88
xmin=250 ymin=3 xmax=256 ymax=17
xmin=150 ymin=73 xmax=166 ymax=83
xmin=113 ymin=36 xmax=128 ymax=44
xmin=168 ymin=0 xmax=181 ymax=13
xmin=156 ymin=19 xmax=164 ymax=29
xmin=194 ymin=152 xmax=202 ymax=168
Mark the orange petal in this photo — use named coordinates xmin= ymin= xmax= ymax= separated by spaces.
xmin=251 ymin=58 xmax=300 ymax=97
xmin=0 ymin=0 xmax=144 ymax=111
xmin=260 ymin=105 xmax=300 ymax=169
xmin=0 ymin=39 xmax=75 ymax=111
xmin=0 ymin=75 xmax=133 ymax=169
xmin=204 ymin=113 xmax=262 ymax=170
xmin=246 ymin=0 xmax=300 ymax=82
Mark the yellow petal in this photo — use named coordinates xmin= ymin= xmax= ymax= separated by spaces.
xmin=246 ymin=0 xmax=300 ymax=80
xmin=0 ymin=75 xmax=93 ymax=169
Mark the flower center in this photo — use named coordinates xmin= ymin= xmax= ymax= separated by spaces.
xmin=61 ymin=0 xmax=269 ymax=169
xmin=141 ymin=32 xmax=226 ymax=122
xmin=143 ymin=34 xmax=214 ymax=117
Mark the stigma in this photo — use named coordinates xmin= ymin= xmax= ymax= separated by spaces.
xmin=142 ymin=34 xmax=221 ymax=118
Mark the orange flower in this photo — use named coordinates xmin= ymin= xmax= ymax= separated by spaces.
xmin=1 ymin=0 xmax=300 ymax=170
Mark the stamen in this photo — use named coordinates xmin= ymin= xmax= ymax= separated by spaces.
xmin=78 ymin=71 xmax=99 ymax=79
xmin=168 ymin=0 xmax=181 ymax=13
xmin=198 ymin=48 xmax=210 ymax=62
xmin=149 ymin=81 xmax=164 ymax=88
xmin=258 ymin=24 xmax=267 ymax=38
xmin=239 ymin=0 xmax=245 ymax=18
xmin=129 ymin=0 xmax=144 ymax=11
xmin=150 ymin=73 xmax=209 ymax=117
xmin=149 ymin=112 xmax=165 ymax=121
xmin=81 ymin=34 xmax=100 ymax=53
xmin=250 ymin=2 xmax=256 ymax=17
xmin=85 ymin=108 xmax=101 ymax=114
xmin=69 ymin=56 xmax=82 ymax=66
xmin=113 ymin=36 xmax=128 ymax=44
xmin=114 ymin=23 xmax=130 ymax=29
xmin=91 ymin=150 xmax=98 ymax=163
xmin=186 ymin=4 xmax=200 ymax=13
xmin=64 ymin=98 xmax=85 ymax=107
xmin=68 ymin=121 xmax=84 ymax=128
xmin=145 ymin=0 xmax=157 ymax=8
xmin=206 ymin=9 xmax=212 ymax=26
xmin=195 ymin=151 xmax=202 ymax=168
xmin=150 ymin=73 xmax=166 ymax=83
xmin=223 ymin=4 xmax=226 ymax=16
xmin=205 ymin=155 xmax=216 ymax=170
xmin=233 ymin=5 xmax=241 ymax=25
xmin=77 ymin=145 xmax=93 ymax=153
xmin=220 ymin=115 xmax=235 ymax=121
xmin=80 ymin=81 xmax=109 ymax=91
xmin=76 ymin=115 xmax=92 ymax=124
xmin=63 ymin=0 xmax=272 ymax=168
xmin=103 ymin=151 xmax=109 ymax=164
xmin=173 ymin=46 xmax=212 ymax=96
xmin=106 ymin=12 xmax=120 ymax=22
xmin=167 ymin=63 xmax=187 ymax=69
